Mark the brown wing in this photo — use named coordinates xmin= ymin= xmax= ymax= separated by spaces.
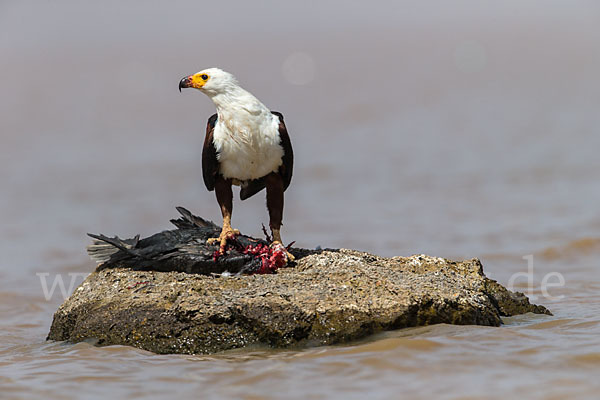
xmin=272 ymin=111 xmax=293 ymax=191
xmin=202 ymin=113 xmax=219 ymax=191
xmin=239 ymin=111 xmax=293 ymax=200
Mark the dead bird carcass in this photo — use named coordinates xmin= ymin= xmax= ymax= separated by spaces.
xmin=87 ymin=207 xmax=295 ymax=275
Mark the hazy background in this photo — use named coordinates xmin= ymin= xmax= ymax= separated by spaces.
xmin=2 ymin=1 xmax=600 ymax=275
xmin=2 ymin=2 xmax=600 ymax=399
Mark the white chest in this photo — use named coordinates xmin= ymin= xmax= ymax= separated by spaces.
xmin=212 ymin=113 xmax=284 ymax=181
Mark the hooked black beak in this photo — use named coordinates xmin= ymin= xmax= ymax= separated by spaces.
xmin=179 ymin=76 xmax=191 ymax=92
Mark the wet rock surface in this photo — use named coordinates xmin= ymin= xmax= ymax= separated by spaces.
xmin=48 ymin=248 xmax=550 ymax=354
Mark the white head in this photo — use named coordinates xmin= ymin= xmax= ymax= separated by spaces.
xmin=179 ymin=68 xmax=240 ymax=97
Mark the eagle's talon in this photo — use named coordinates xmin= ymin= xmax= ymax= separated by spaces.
xmin=207 ymin=228 xmax=240 ymax=254
xmin=270 ymin=240 xmax=295 ymax=262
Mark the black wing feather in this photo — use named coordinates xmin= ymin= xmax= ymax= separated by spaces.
xmin=271 ymin=111 xmax=294 ymax=191
xmin=202 ymin=113 xmax=219 ymax=191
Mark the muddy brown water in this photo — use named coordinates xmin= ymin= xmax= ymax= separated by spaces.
xmin=1 ymin=2 xmax=600 ymax=399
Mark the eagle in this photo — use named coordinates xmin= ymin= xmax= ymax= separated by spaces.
xmin=179 ymin=68 xmax=293 ymax=257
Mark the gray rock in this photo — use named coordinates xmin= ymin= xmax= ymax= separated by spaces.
xmin=47 ymin=249 xmax=550 ymax=354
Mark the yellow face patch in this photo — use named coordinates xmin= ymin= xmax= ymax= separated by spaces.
xmin=188 ymin=73 xmax=210 ymax=89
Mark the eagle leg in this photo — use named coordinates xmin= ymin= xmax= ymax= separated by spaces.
xmin=266 ymin=172 xmax=295 ymax=261
xmin=207 ymin=176 xmax=240 ymax=254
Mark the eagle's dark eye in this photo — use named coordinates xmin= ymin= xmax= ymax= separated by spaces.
xmin=201 ymin=74 xmax=208 ymax=80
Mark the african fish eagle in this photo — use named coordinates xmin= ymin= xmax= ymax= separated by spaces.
xmin=179 ymin=68 xmax=293 ymax=256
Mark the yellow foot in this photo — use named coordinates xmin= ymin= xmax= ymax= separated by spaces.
xmin=207 ymin=227 xmax=240 ymax=254
xmin=271 ymin=241 xmax=295 ymax=262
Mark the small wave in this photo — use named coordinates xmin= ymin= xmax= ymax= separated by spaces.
xmin=570 ymin=352 xmax=600 ymax=365
xmin=538 ymin=237 xmax=600 ymax=261
xmin=523 ymin=318 xmax=577 ymax=330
